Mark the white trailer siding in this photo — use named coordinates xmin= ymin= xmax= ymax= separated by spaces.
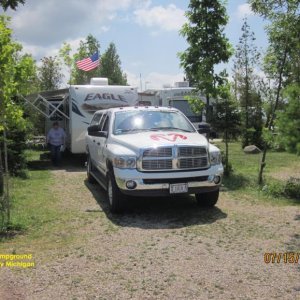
xmin=69 ymin=85 xmax=138 ymax=153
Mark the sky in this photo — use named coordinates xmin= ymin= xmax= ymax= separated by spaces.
xmin=1 ymin=0 xmax=268 ymax=90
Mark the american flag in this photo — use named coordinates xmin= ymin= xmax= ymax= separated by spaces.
xmin=76 ymin=52 xmax=100 ymax=71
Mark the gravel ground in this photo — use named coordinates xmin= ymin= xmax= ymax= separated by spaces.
xmin=0 ymin=167 xmax=299 ymax=300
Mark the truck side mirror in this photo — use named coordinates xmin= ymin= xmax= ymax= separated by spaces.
xmin=87 ymin=124 xmax=102 ymax=135
xmin=198 ymin=122 xmax=211 ymax=135
xmin=97 ymin=131 xmax=108 ymax=138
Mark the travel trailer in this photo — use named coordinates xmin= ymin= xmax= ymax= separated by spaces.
xmin=137 ymin=82 xmax=211 ymax=128
xmin=22 ymin=78 xmax=138 ymax=154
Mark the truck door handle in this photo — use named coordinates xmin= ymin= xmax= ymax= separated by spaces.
xmin=93 ymin=140 xmax=95 ymax=143
xmin=97 ymin=142 xmax=101 ymax=146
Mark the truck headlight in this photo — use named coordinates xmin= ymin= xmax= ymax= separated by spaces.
xmin=210 ymin=151 xmax=221 ymax=165
xmin=113 ymin=156 xmax=136 ymax=169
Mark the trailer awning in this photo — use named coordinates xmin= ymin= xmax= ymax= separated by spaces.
xmin=20 ymin=88 xmax=70 ymax=120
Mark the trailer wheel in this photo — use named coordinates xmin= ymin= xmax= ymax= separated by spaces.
xmin=107 ymin=171 xmax=123 ymax=213
xmin=195 ymin=189 xmax=219 ymax=207
xmin=87 ymin=155 xmax=96 ymax=184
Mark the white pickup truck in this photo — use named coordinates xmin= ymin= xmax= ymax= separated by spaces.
xmin=85 ymin=106 xmax=223 ymax=212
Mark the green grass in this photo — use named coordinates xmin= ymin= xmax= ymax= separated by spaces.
xmin=215 ymin=141 xmax=300 ymax=205
xmin=0 ymin=150 xmax=86 ymax=253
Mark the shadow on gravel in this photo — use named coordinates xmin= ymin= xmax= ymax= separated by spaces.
xmin=28 ymin=151 xmax=86 ymax=173
xmin=85 ymin=180 xmax=227 ymax=229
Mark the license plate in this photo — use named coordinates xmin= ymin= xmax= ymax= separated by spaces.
xmin=170 ymin=183 xmax=188 ymax=194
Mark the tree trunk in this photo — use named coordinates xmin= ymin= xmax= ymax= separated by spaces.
xmin=225 ymin=130 xmax=229 ymax=176
xmin=0 ymin=144 xmax=3 ymax=197
xmin=245 ymin=60 xmax=249 ymax=146
xmin=3 ymin=129 xmax=10 ymax=225
xmin=206 ymin=94 xmax=210 ymax=123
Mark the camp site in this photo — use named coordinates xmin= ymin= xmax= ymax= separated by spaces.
xmin=0 ymin=1 xmax=299 ymax=299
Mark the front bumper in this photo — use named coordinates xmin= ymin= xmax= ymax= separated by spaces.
xmin=114 ymin=165 xmax=223 ymax=197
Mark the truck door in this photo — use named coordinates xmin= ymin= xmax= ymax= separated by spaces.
xmin=94 ymin=113 xmax=109 ymax=174
xmin=88 ymin=112 xmax=103 ymax=163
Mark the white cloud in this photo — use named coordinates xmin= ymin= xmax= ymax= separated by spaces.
xmin=4 ymin=0 xmax=148 ymax=47
xmin=134 ymin=4 xmax=186 ymax=32
xmin=125 ymin=70 xmax=184 ymax=91
xmin=236 ymin=3 xmax=254 ymax=19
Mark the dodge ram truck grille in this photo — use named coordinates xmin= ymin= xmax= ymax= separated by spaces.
xmin=179 ymin=146 xmax=207 ymax=157
xmin=143 ymin=147 xmax=172 ymax=157
xmin=142 ymin=159 xmax=173 ymax=170
xmin=178 ymin=157 xmax=208 ymax=169
xmin=140 ymin=146 xmax=209 ymax=171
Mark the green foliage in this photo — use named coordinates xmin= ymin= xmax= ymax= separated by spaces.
xmin=262 ymin=181 xmax=285 ymax=197
xmin=0 ymin=15 xmax=25 ymax=131
xmin=213 ymin=79 xmax=241 ymax=176
xmin=284 ymin=177 xmax=300 ymax=200
xmin=0 ymin=0 xmax=25 ymax=10
xmin=3 ymin=123 xmax=30 ymax=177
xmin=277 ymin=84 xmax=300 ymax=154
xmin=250 ymin=0 xmax=300 ymax=86
xmin=249 ymin=1 xmax=299 ymax=184
xmin=59 ymin=42 xmax=72 ymax=69
xmin=99 ymin=42 xmax=127 ymax=85
xmin=262 ymin=177 xmax=300 ymax=200
xmin=38 ymin=56 xmax=63 ymax=91
xmin=233 ymin=19 xmax=263 ymax=148
xmin=184 ymin=93 xmax=205 ymax=115
xmin=179 ymin=0 xmax=233 ymax=121
xmin=0 ymin=15 xmax=36 ymax=230
xmin=213 ymin=83 xmax=241 ymax=140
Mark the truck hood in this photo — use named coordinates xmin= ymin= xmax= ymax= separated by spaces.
xmin=110 ymin=131 xmax=209 ymax=153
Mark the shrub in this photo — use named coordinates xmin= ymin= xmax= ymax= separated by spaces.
xmin=262 ymin=181 xmax=284 ymax=198
xmin=284 ymin=177 xmax=300 ymax=200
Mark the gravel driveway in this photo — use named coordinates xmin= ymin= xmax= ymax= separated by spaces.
xmin=1 ymin=167 xmax=299 ymax=300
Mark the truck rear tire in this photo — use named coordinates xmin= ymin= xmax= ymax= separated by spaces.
xmin=195 ymin=189 xmax=219 ymax=207
xmin=107 ymin=171 xmax=123 ymax=213
xmin=87 ymin=155 xmax=96 ymax=184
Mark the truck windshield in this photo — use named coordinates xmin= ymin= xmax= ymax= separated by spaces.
xmin=113 ymin=110 xmax=195 ymax=135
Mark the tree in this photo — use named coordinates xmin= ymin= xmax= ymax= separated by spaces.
xmin=212 ymin=78 xmax=241 ymax=176
xmin=249 ymin=0 xmax=300 ymax=184
xmin=59 ymin=42 xmax=72 ymax=84
xmin=0 ymin=15 xmax=33 ymax=229
xmin=179 ymin=0 xmax=232 ymax=122
xmin=38 ymin=56 xmax=63 ymax=91
xmin=277 ymin=84 xmax=300 ymax=154
xmin=0 ymin=0 xmax=25 ymax=10
xmin=71 ymin=34 xmax=101 ymax=84
xmin=233 ymin=19 xmax=262 ymax=148
xmin=99 ymin=42 xmax=127 ymax=85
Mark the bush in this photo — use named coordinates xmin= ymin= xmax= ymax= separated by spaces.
xmin=262 ymin=181 xmax=284 ymax=198
xmin=1 ymin=121 xmax=32 ymax=177
xmin=262 ymin=178 xmax=300 ymax=200
xmin=284 ymin=177 xmax=300 ymax=200
xmin=277 ymin=85 xmax=300 ymax=155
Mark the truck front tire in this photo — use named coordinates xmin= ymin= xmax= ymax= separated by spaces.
xmin=195 ymin=189 xmax=219 ymax=207
xmin=107 ymin=171 xmax=123 ymax=213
